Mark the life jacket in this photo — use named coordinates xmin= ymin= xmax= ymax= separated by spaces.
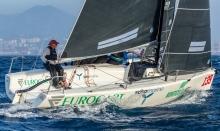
xmin=45 ymin=46 xmax=57 ymax=60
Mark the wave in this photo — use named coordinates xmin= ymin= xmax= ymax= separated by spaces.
xmin=0 ymin=89 xmax=210 ymax=121
xmin=165 ymin=90 xmax=210 ymax=106
xmin=0 ymin=102 xmax=140 ymax=123
xmin=0 ymin=93 xmax=7 ymax=99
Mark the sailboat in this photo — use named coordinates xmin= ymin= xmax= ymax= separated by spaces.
xmin=5 ymin=0 xmax=216 ymax=108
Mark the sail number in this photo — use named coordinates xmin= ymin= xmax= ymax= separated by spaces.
xmin=201 ymin=74 xmax=213 ymax=86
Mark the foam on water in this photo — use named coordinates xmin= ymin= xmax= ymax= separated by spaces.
xmin=112 ymin=94 xmax=143 ymax=109
xmin=0 ymin=93 xmax=7 ymax=99
xmin=0 ymin=101 xmax=140 ymax=123
xmin=0 ymin=56 xmax=220 ymax=130
xmin=0 ymin=89 xmax=210 ymax=122
xmin=0 ymin=104 xmax=39 ymax=118
xmin=169 ymin=90 xmax=210 ymax=105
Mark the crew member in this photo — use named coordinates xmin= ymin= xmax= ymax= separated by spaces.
xmin=41 ymin=40 xmax=64 ymax=88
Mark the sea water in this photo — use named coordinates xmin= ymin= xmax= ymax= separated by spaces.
xmin=0 ymin=56 xmax=219 ymax=131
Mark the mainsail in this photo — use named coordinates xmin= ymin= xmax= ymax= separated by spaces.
xmin=158 ymin=0 xmax=211 ymax=74
xmin=61 ymin=0 xmax=162 ymax=58
xmin=61 ymin=0 xmax=211 ymax=75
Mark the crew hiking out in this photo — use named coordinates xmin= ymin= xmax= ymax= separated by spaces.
xmin=40 ymin=40 xmax=65 ymax=88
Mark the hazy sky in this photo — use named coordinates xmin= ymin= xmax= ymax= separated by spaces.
xmin=0 ymin=0 xmax=219 ymax=42
xmin=210 ymin=0 xmax=220 ymax=42
xmin=0 ymin=0 xmax=85 ymax=15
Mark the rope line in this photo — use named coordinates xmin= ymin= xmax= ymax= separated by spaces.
xmin=95 ymin=67 xmax=123 ymax=80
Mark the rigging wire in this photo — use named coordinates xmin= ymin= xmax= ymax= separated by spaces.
xmin=162 ymin=1 xmax=178 ymax=73
xmin=31 ymin=9 xmax=58 ymax=71
xmin=165 ymin=3 xmax=170 ymax=72
xmin=16 ymin=9 xmax=58 ymax=92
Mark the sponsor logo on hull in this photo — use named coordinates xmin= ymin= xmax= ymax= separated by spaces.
xmin=135 ymin=88 xmax=164 ymax=105
xmin=135 ymin=87 xmax=164 ymax=94
xmin=141 ymin=93 xmax=154 ymax=105
xmin=17 ymin=76 xmax=50 ymax=87
xmin=84 ymin=75 xmax=98 ymax=78
xmin=165 ymin=80 xmax=188 ymax=98
xmin=76 ymin=73 xmax=83 ymax=80
xmin=76 ymin=73 xmax=98 ymax=80
xmin=201 ymin=74 xmax=213 ymax=87
xmin=18 ymin=79 xmax=23 ymax=87
xmin=61 ymin=94 xmax=124 ymax=106
xmin=48 ymin=96 xmax=65 ymax=106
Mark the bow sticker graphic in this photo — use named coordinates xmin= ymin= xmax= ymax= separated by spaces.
xmin=17 ymin=79 xmax=23 ymax=87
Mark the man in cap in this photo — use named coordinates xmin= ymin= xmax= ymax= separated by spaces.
xmin=41 ymin=40 xmax=64 ymax=88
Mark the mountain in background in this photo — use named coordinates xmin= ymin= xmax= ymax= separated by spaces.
xmin=0 ymin=5 xmax=76 ymax=41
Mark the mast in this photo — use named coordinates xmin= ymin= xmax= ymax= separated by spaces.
xmin=156 ymin=0 xmax=165 ymax=65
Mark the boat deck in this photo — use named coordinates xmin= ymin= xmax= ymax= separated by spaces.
xmin=16 ymin=67 xmax=215 ymax=108
xmin=26 ymin=69 xmax=206 ymax=96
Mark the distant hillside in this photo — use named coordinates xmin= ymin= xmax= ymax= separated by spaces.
xmin=0 ymin=5 xmax=76 ymax=40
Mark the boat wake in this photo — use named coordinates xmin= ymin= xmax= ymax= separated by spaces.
xmin=0 ymin=89 xmax=210 ymax=121
xmin=0 ymin=104 xmax=39 ymax=118
xmin=165 ymin=89 xmax=210 ymax=106
xmin=0 ymin=101 xmax=141 ymax=123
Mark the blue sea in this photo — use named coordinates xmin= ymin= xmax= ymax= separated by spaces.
xmin=0 ymin=55 xmax=219 ymax=131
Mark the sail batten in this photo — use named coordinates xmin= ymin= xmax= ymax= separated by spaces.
xmin=97 ymin=28 xmax=139 ymax=49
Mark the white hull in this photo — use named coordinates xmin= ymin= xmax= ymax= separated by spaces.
xmin=5 ymin=64 xmax=215 ymax=108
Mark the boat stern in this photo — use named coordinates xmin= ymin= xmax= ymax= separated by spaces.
xmin=5 ymin=74 xmax=14 ymax=101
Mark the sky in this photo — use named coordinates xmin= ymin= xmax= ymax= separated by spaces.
xmin=0 ymin=0 xmax=219 ymax=42
xmin=210 ymin=0 xmax=220 ymax=42
xmin=0 ymin=0 xmax=85 ymax=16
